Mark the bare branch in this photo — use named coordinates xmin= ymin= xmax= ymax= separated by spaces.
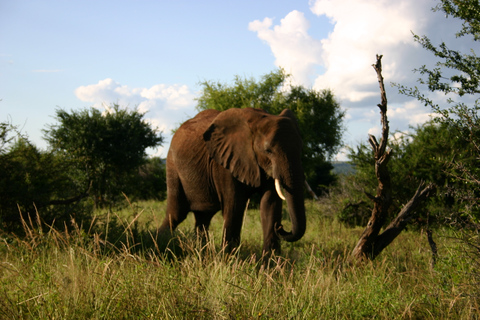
xmin=372 ymin=54 xmax=389 ymax=157
xmin=351 ymin=55 xmax=393 ymax=261
xmin=368 ymin=134 xmax=379 ymax=151
xmin=304 ymin=180 xmax=318 ymax=200
xmin=370 ymin=182 xmax=435 ymax=259
xmin=352 ymin=55 xmax=434 ymax=262
xmin=364 ymin=191 xmax=378 ymax=202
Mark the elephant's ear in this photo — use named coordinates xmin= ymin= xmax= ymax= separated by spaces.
xmin=203 ymin=109 xmax=261 ymax=187
xmin=279 ymin=109 xmax=301 ymax=133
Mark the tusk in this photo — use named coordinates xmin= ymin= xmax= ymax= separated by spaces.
xmin=275 ymin=179 xmax=286 ymax=201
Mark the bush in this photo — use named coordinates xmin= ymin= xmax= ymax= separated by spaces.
xmin=0 ymin=138 xmax=93 ymax=233
xmin=124 ymin=157 xmax=167 ymax=201
xmin=344 ymin=121 xmax=478 ymax=228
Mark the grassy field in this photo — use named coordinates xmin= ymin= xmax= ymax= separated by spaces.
xmin=1 ymin=199 xmax=479 ymax=319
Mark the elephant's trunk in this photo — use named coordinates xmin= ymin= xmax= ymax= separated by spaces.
xmin=275 ymin=174 xmax=306 ymax=242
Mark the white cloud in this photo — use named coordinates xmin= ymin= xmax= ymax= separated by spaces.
xmin=248 ymin=10 xmax=323 ymax=86
xmin=75 ymin=79 xmax=126 ymax=105
xmin=352 ymin=99 xmax=435 ymax=145
xmin=75 ymin=78 xmax=196 ymax=113
xmin=391 ymin=131 xmax=413 ymax=145
xmin=249 ymin=0 xmax=471 ymax=157
xmin=249 ymin=1 xmax=433 ymax=102
xmin=367 ymin=125 xmax=381 ymax=137
xmin=141 ymin=84 xmax=194 ymax=110
xmin=309 ymin=0 xmax=433 ymax=103
xmin=252 ymin=0 xmax=464 ymax=102
xmin=334 ymin=146 xmax=350 ymax=161
xmin=388 ymin=100 xmax=435 ymax=126
xmin=75 ymin=78 xmax=197 ymax=156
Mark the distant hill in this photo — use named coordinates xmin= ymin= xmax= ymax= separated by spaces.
xmin=332 ymin=161 xmax=355 ymax=175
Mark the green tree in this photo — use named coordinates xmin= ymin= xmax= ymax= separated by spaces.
xmin=346 ymin=121 xmax=477 ymax=227
xmin=197 ymin=69 xmax=345 ymax=195
xmin=125 ymin=157 xmax=167 ymax=201
xmin=44 ymin=104 xmax=163 ymax=208
xmin=0 ymin=119 xmax=17 ymax=153
xmin=396 ymin=0 xmax=480 ymax=221
xmin=0 ymin=137 xmax=88 ymax=232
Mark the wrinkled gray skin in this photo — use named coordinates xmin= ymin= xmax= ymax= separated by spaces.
xmin=159 ymin=108 xmax=306 ymax=254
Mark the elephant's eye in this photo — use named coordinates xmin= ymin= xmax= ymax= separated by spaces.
xmin=262 ymin=140 xmax=273 ymax=154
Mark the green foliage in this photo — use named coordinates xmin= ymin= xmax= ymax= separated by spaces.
xmin=44 ymin=104 xmax=163 ymax=207
xmin=0 ymin=109 xmax=165 ymax=233
xmin=396 ymin=0 xmax=480 ymax=103
xmin=345 ymin=121 xmax=479 ymax=227
xmin=1 ymin=201 xmax=478 ymax=319
xmin=0 ymin=119 xmax=18 ymax=154
xmin=197 ymin=70 xmax=286 ymax=112
xmin=0 ymin=137 xmax=92 ymax=233
xmin=196 ymin=69 xmax=345 ymax=195
xmin=124 ymin=157 xmax=167 ymax=201
xmin=395 ymin=0 xmax=480 ymax=225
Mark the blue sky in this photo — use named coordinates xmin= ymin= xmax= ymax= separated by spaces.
xmin=0 ymin=0 xmax=473 ymax=159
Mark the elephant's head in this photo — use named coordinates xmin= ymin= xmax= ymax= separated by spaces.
xmin=203 ymin=108 xmax=306 ymax=242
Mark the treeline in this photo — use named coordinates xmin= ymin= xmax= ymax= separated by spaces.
xmin=0 ymin=107 xmax=166 ymax=233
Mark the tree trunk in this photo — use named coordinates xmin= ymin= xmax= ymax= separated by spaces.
xmin=351 ymin=55 xmax=435 ymax=262
xmin=304 ymin=180 xmax=318 ymax=200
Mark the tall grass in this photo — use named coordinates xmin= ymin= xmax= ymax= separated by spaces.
xmin=0 ymin=200 xmax=478 ymax=319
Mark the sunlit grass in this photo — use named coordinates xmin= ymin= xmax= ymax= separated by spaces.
xmin=0 ymin=200 xmax=478 ymax=319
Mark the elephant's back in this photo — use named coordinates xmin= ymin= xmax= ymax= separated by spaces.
xmin=168 ymin=109 xmax=219 ymax=165
xmin=191 ymin=109 xmax=220 ymax=123
xmin=171 ymin=109 xmax=219 ymax=146
xmin=181 ymin=109 xmax=219 ymax=133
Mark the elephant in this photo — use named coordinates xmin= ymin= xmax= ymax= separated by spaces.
xmin=158 ymin=107 xmax=306 ymax=254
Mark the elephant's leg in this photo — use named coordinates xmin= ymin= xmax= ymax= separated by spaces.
xmin=159 ymin=169 xmax=189 ymax=235
xmin=194 ymin=211 xmax=215 ymax=242
xmin=260 ymin=189 xmax=283 ymax=254
xmin=221 ymin=197 xmax=249 ymax=252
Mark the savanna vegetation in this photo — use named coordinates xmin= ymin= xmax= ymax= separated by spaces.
xmin=0 ymin=106 xmax=165 ymax=234
xmin=1 ymin=0 xmax=480 ymax=318
xmin=1 ymin=199 xmax=478 ymax=319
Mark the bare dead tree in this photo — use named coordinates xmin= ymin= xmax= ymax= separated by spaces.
xmin=305 ymin=180 xmax=318 ymax=200
xmin=351 ymin=55 xmax=435 ymax=262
